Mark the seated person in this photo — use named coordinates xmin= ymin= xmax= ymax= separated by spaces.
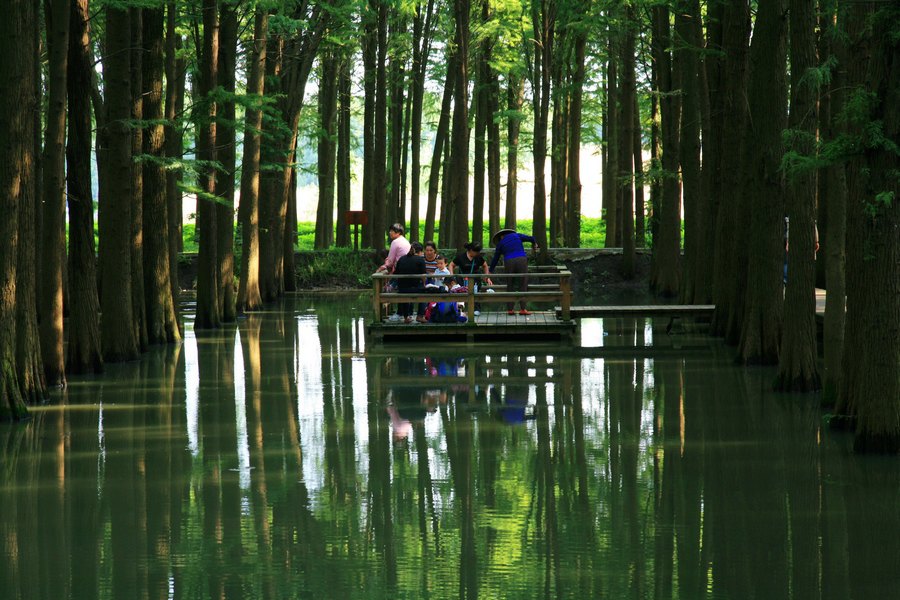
xmin=394 ymin=242 xmax=427 ymax=323
xmin=432 ymin=255 xmax=452 ymax=289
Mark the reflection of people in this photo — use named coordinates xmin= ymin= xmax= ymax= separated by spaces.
xmin=394 ymin=242 xmax=427 ymax=323
xmin=386 ymin=387 xmax=446 ymax=441
xmin=491 ymin=356 xmax=532 ymax=424
xmin=490 ymin=229 xmax=538 ymax=315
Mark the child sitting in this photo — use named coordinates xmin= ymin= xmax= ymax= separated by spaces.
xmin=432 ymin=255 xmax=452 ymax=289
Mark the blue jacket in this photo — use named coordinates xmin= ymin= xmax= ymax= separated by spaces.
xmin=490 ymin=233 xmax=535 ymax=271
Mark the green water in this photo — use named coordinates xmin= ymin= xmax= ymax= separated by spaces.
xmin=1 ymin=294 xmax=897 ymax=599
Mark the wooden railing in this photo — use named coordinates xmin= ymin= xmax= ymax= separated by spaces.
xmin=371 ymin=267 xmax=573 ymax=322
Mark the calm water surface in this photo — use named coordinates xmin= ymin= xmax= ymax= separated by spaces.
xmin=1 ymin=294 xmax=897 ymax=599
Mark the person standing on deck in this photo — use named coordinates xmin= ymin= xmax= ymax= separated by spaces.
xmin=376 ymin=223 xmax=411 ymax=274
xmin=490 ymin=229 xmax=539 ymax=315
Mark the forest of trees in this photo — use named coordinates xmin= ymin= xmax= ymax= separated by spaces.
xmin=0 ymin=0 xmax=897 ymax=452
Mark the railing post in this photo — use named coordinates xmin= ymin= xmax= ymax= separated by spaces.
xmin=373 ymin=274 xmax=382 ymax=321
xmin=560 ymin=270 xmax=571 ymax=321
xmin=467 ymin=277 xmax=476 ymax=323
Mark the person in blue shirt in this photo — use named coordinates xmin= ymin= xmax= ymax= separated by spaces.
xmin=489 ymin=229 xmax=539 ymax=315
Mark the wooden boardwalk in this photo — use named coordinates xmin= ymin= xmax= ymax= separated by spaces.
xmin=368 ymin=309 xmax=576 ymax=343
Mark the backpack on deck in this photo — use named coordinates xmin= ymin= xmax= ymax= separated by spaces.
xmin=426 ymin=301 xmax=464 ymax=323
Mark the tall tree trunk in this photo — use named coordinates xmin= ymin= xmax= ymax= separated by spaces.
xmin=649 ymin=4 xmax=682 ymax=296
xmin=373 ymin=0 xmax=388 ymax=245
xmin=0 ymin=0 xmax=35 ymax=418
xmin=819 ymin=0 xmax=846 ymax=404
xmin=316 ymin=49 xmax=338 ymax=250
xmin=505 ymin=73 xmax=524 ymax=229
xmin=335 ymin=52 xmax=352 ymax=248
xmin=237 ymin=8 xmax=267 ymax=312
xmin=258 ymin=36 xmax=281 ymax=301
xmin=837 ymin=0 xmax=900 ymax=453
xmin=362 ymin=3 xmax=377 ymax=248
xmin=567 ymin=26 xmax=586 ymax=249
xmin=487 ymin=69 xmax=502 ymax=241
xmin=66 ymin=0 xmax=103 ymax=375
xmin=100 ymin=5 xmax=139 ymax=360
xmin=408 ymin=0 xmax=436 ymax=244
xmin=677 ymin=0 xmax=703 ymax=303
xmin=710 ymin=0 xmax=751 ymax=341
xmin=473 ymin=50 xmax=488 ymax=247
xmin=194 ymin=0 xmax=221 ymax=329
xmin=530 ymin=0 xmax=553 ymax=257
xmin=549 ymin=60 xmax=568 ymax=248
xmin=130 ymin=8 xmax=148 ymax=351
xmin=775 ymin=0 xmax=820 ymax=389
xmin=603 ymin=52 xmax=619 ymax=249
xmin=39 ymin=0 xmax=70 ymax=386
xmin=449 ymin=0 xmax=471 ymax=248
xmin=700 ymin=0 xmax=723 ymax=299
xmin=426 ymin=55 xmax=455 ymax=243
xmin=736 ymin=0 xmax=788 ymax=365
xmin=216 ymin=2 xmax=237 ymax=322
xmin=164 ymin=2 xmax=186 ymax=304
xmin=388 ymin=16 xmax=407 ymax=231
xmin=142 ymin=6 xmax=180 ymax=345
xmin=620 ymin=4 xmax=636 ymax=279
xmin=632 ymin=92 xmax=645 ymax=248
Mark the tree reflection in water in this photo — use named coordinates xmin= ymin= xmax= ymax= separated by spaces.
xmin=0 ymin=296 xmax=898 ymax=599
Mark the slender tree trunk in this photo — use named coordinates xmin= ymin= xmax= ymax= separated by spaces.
xmin=677 ymin=0 xmax=703 ymax=303
xmin=449 ymin=0 xmax=471 ymax=248
xmin=374 ymin=0 xmax=388 ymax=245
xmin=194 ymin=0 xmax=221 ymax=329
xmin=316 ymin=50 xmax=339 ymax=249
xmin=39 ymin=0 xmax=70 ymax=386
xmin=237 ymin=8 xmax=267 ymax=312
xmin=216 ymin=2 xmax=237 ymax=322
xmin=0 ymin=0 xmax=35 ymax=418
xmin=505 ymin=73 xmax=523 ymax=229
xmin=567 ymin=27 xmax=586 ymax=249
xmin=142 ymin=6 xmax=180 ymax=345
xmin=335 ymin=52 xmax=352 ymax=247
xmin=101 ymin=5 xmax=139 ymax=361
xmin=258 ymin=36 xmax=281 ymax=301
xmin=710 ymin=0 xmax=751 ymax=341
xmin=736 ymin=0 xmax=788 ymax=365
xmin=66 ymin=0 xmax=103 ymax=375
xmin=649 ymin=4 xmax=682 ymax=296
xmin=700 ymin=0 xmax=722 ymax=301
xmin=487 ymin=69 xmax=502 ymax=241
xmin=603 ymin=52 xmax=619 ymax=249
xmin=776 ymin=0 xmax=820 ymax=390
xmin=388 ymin=16 xmax=407 ymax=231
xmin=531 ymin=0 xmax=553 ymax=256
xmin=426 ymin=56 xmax=455 ymax=243
xmin=549 ymin=60 xmax=568 ymax=248
xmin=408 ymin=0 xmax=436 ymax=244
xmin=473 ymin=48 xmax=487 ymax=247
xmin=819 ymin=0 xmax=846 ymax=404
xmin=130 ymin=8 xmax=148 ymax=351
xmin=633 ymin=92 xmax=645 ymax=248
xmin=362 ymin=4 xmax=377 ymax=248
xmin=164 ymin=2 xmax=186 ymax=306
xmin=620 ymin=5 xmax=636 ymax=279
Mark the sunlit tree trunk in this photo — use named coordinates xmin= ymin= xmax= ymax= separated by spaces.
xmin=0 ymin=0 xmax=34 ymax=418
xmin=194 ymin=0 xmax=221 ymax=329
xmin=237 ymin=8 xmax=267 ymax=312
xmin=101 ymin=5 xmax=139 ymax=361
xmin=66 ymin=0 xmax=102 ymax=375
xmin=130 ymin=8 xmax=148 ymax=351
xmin=216 ymin=2 xmax=238 ymax=321
xmin=776 ymin=0 xmax=820 ymax=389
xmin=142 ymin=6 xmax=180 ymax=345
xmin=38 ymin=0 xmax=69 ymax=386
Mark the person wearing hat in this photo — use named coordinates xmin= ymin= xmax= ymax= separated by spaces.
xmin=489 ymin=228 xmax=539 ymax=315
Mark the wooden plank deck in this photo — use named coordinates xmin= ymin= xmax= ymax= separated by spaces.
xmin=367 ymin=309 xmax=576 ymax=343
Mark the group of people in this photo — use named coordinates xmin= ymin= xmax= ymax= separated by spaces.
xmin=376 ymin=223 xmax=540 ymax=324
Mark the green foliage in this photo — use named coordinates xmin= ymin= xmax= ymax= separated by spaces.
xmin=294 ymin=248 xmax=375 ymax=289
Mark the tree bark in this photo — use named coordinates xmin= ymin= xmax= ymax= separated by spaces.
xmin=837 ymin=0 xmax=900 ymax=453
xmin=142 ymin=6 xmax=180 ymax=345
xmin=0 ymin=0 xmax=34 ymax=418
xmin=65 ymin=0 xmax=103 ymax=375
xmin=130 ymin=8 xmax=148 ymax=351
xmin=362 ymin=3 xmax=377 ymax=248
xmin=505 ymin=73 xmax=524 ymax=229
xmin=164 ymin=2 xmax=186 ymax=304
xmin=649 ymin=4 xmax=682 ymax=297
xmin=567 ymin=24 xmax=586 ymax=249
xmin=100 ymin=5 xmax=140 ymax=361
xmin=620 ymin=4 xmax=636 ymax=279
xmin=408 ymin=0 xmax=436 ymax=244
xmin=316 ymin=49 xmax=339 ymax=249
xmin=237 ymin=8 xmax=267 ymax=312
xmin=449 ymin=0 xmax=471 ymax=248
xmin=603 ymin=52 xmax=619 ymax=249
xmin=775 ymin=0 xmax=820 ymax=390
xmin=425 ymin=55 xmax=455 ymax=243
xmin=736 ymin=0 xmax=788 ymax=365
xmin=216 ymin=2 xmax=238 ymax=321
xmin=530 ymin=0 xmax=553 ymax=257
xmin=194 ymin=0 xmax=221 ymax=330
xmin=335 ymin=52 xmax=352 ymax=248
xmin=39 ymin=0 xmax=70 ymax=386
xmin=373 ymin=0 xmax=388 ymax=245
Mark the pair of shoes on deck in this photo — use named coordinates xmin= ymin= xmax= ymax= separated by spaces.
xmin=507 ymin=309 xmax=532 ymax=316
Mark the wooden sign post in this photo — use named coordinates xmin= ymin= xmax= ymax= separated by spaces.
xmin=344 ymin=210 xmax=368 ymax=252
